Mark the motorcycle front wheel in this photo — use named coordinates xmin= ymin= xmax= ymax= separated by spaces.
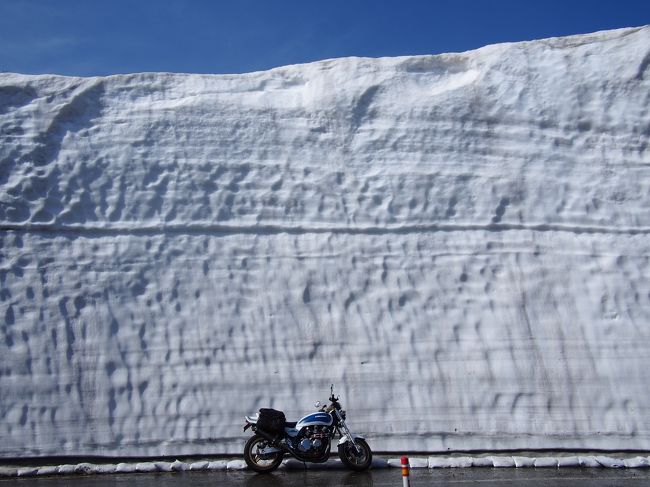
xmin=338 ymin=438 xmax=372 ymax=471
xmin=244 ymin=434 xmax=284 ymax=473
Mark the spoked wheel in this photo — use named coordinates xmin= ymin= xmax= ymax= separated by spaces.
xmin=338 ymin=438 xmax=372 ymax=471
xmin=244 ymin=434 xmax=284 ymax=473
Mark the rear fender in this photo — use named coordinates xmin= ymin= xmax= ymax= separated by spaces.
xmin=244 ymin=414 xmax=259 ymax=431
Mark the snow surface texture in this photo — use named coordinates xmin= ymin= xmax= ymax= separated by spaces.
xmin=1 ymin=26 xmax=650 ymax=457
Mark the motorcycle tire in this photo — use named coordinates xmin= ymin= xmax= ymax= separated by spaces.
xmin=244 ymin=434 xmax=284 ymax=473
xmin=338 ymin=438 xmax=372 ymax=471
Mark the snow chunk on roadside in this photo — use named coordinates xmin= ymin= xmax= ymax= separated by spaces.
xmin=16 ymin=468 xmax=38 ymax=477
xmin=469 ymin=457 xmax=495 ymax=467
xmin=170 ymin=460 xmax=189 ymax=471
xmin=408 ymin=457 xmax=429 ymax=468
xmin=154 ymin=462 xmax=173 ymax=472
xmin=428 ymin=457 xmax=451 ymax=468
xmin=624 ymin=457 xmax=650 ymax=468
xmin=578 ymin=456 xmax=601 ymax=467
xmin=207 ymin=460 xmax=228 ymax=470
xmin=595 ymin=456 xmax=625 ymax=468
xmin=226 ymin=459 xmax=247 ymax=470
xmin=448 ymin=457 xmax=474 ymax=468
xmin=534 ymin=457 xmax=558 ymax=468
xmin=512 ymin=456 xmax=535 ymax=467
xmin=491 ymin=456 xmax=515 ymax=467
xmin=57 ymin=464 xmax=77 ymax=474
xmin=557 ymin=456 xmax=580 ymax=467
xmin=115 ymin=463 xmax=136 ymax=473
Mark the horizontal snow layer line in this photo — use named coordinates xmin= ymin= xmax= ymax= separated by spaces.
xmin=2 ymin=455 xmax=650 ymax=477
xmin=2 ymin=221 xmax=650 ymax=237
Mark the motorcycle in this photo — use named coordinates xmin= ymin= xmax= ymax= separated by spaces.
xmin=243 ymin=385 xmax=372 ymax=473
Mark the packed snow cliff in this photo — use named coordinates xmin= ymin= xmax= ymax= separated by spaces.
xmin=1 ymin=26 xmax=649 ymax=457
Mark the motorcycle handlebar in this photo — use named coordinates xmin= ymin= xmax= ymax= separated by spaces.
xmin=325 ymin=399 xmax=341 ymax=413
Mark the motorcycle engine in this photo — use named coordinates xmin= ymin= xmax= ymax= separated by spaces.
xmin=296 ymin=426 xmax=331 ymax=454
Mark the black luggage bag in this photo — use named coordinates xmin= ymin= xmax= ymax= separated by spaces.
xmin=257 ymin=408 xmax=286 ymax=434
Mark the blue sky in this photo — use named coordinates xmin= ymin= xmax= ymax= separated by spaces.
xmin=1 ymin=0 xmax=649 ymax=76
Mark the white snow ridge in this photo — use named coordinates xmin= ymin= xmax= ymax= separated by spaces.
xmin=1 ymin=25 xmax=650 ymax=458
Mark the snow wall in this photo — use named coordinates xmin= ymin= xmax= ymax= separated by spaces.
xmin=1 ymin=26 xmax=650 ymax=457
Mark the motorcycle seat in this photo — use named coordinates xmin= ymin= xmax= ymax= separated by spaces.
xmin=284 ymin=421 xmax=297 ymax=428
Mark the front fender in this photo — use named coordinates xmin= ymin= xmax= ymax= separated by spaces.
xmin=337 ymin=435 xmax=364 ymax=446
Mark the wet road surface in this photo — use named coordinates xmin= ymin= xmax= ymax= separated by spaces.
xmin=3 ymin=468 xmax=650 ymax=486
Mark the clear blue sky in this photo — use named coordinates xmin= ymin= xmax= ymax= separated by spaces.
xmin=1 ymin=0 xmax=649 ymax=76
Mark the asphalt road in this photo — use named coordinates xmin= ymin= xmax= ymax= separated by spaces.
xmin=3 ymin=468 xmax=650 ymax=487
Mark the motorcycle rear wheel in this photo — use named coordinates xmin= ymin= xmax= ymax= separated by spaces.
xmin=244 ymin=434 xmax=284 ymax=473
xmin=338 ymin=438 xmax=372 ymax=471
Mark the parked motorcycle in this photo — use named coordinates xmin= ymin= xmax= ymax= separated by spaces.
xmin=243 ymin=385 xmax=372 ymax=472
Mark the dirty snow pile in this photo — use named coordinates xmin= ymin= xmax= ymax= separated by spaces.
xmin=2 ymin=454 xmax=650 ymax=477
xmin=1 ymin=25 xmax=650 ymax=457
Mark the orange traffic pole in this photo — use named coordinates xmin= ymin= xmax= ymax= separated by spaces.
xmin=401 ymin=456 xmax=410 ymax=487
